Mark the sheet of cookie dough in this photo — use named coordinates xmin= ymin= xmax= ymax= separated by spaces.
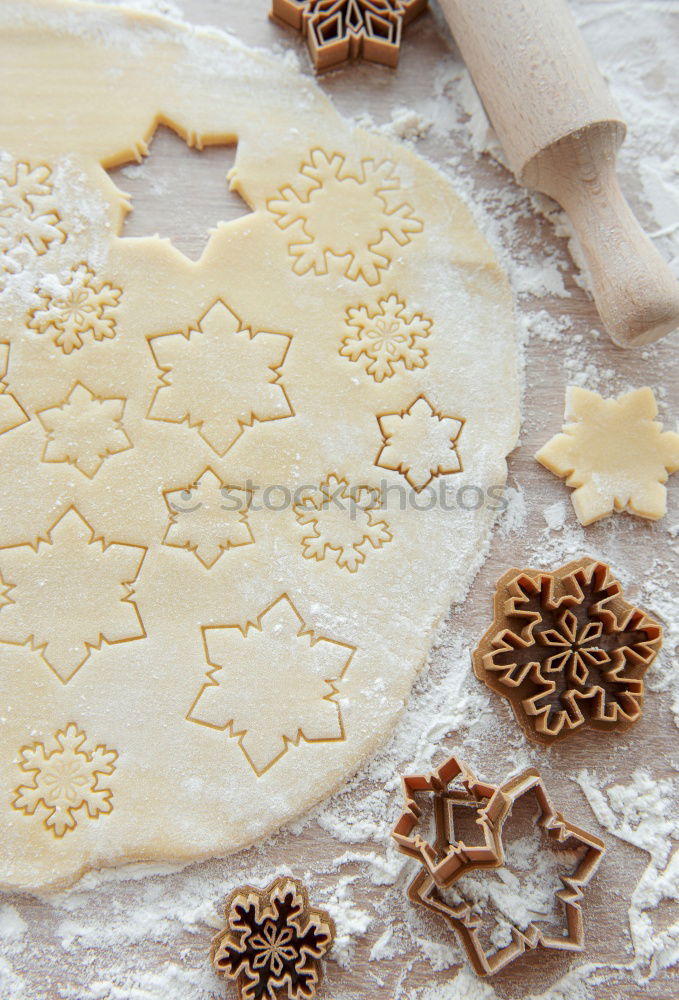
xmin=0 ymin=0 xmax=520 ymax=890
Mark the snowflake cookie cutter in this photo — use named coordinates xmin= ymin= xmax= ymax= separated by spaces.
xmin=393 ymin=754 xmax=606 ymax=977
xmin=211 ymin=876 xmax=335 ymax=1000
xmin=472 ymin=557 xmax=663 ymax=746
xmin=391 ymin=754 xmax=504 ymax=886
xmin=271 ymin=1 xmax=428 ymax=72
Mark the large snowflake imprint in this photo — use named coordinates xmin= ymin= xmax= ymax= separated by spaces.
xmin=0 ymin=157 xmax=66 ymax=287
xmin=0 ymin=507 xmax=146 ymax=683
xmin=163 ymin=467 xmax=254 ymax=569
xmin=293 ymin=473 xmax=391 ymax=571
xmin=147 ymin=299 xmax=293 ymax=456
xmin=376 ymin=394 xmax=465 ymax=492
xmin=340 ymin=293 xmax=431 ymax=381
xmin=187 ymin=594 xmax=355 ymax=775
xmin=37 ymin=382 xmax=132 ymax=479
xmin=536 ymin=386 xmax=679 ymax=524
xmin=0 ymin=342 xmax=29 ymax=436
xmin=267 ymin=148 xmax=423 ymax=285
xmin=12 ymin=723 xmax=117 ymax=837
xmin=27 ymin=262 xmax=122 ymax=354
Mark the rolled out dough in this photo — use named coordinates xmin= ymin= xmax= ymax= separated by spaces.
xmin=0 ymin=0 xmax=520 ymax=890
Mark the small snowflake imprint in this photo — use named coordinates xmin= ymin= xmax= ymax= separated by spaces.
xmin=340 ymin=293 xmax=431 ymax=381
xmin=163 ymin=467 xmax=254 ymax=568
xmin=268 ymin=147 xmax=423 ymax=285
xmin=27 ymin=262 xmax=122 ymax=354
xmin=12 ymin=723 xmax=117 ymax=837
xmin=147 ymin=299 xmax=293 ymax=457
xmin=375 ymin=394 xmax=465 ymax=492
xmin=0 ymin=157 xmax=66 ymax=287
xmin=37 ymin=382 xmax=132 ymax=479
xmin=293 ymin=473 xmax=392 ymax=571
xmin=187 ymin=594 xmax=354 ymax=775
xmin=211 ymin=877 xmax=335 ymax=1000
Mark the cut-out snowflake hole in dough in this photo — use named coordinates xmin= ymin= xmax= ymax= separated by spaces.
xmin=108 ymin=123 xmax=252 ymax=260
xmin=187 ymin=594 xmax=354 ymax=775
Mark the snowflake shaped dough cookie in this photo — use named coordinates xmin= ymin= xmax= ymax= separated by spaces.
xmin=293 ymin=473 xmax=391 ymax=571
xmin=28 ymin=262 xmax=122 ymax=354
xmin=211 ymin=877 xmax=335 ymax=1000
xmin=0 ymin=507 xmax=146 ymax=683
xmin=536 ymin=386 xmax=679 ymax=524
xmin=147 ymin=299 xmax=293 ymax=456
xmin=13 ymin=724 xmax=117 ymax=837
xmin=188 ymin=594 xmax=354 ymax=775
xmin=376 ymin=395 xmax=464 ymax=491
xmin=340 ymin=293 xmax=431 ymax=381
xmin=268 ymin=148 xmax=423 ymax=285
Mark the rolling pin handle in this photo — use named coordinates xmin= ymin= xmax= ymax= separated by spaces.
xmin=526 ymin=125 xmax=679 ymax=347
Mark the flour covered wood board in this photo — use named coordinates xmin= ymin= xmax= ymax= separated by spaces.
xmin=0 ymin=0 xmax=519 ymax=891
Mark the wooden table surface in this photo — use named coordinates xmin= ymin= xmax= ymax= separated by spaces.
xmin=3 ymin=2 xmax=678 ymax=999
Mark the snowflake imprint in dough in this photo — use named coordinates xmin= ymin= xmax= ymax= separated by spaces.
xmin=147 ymin=299 xmax=293 ymax=457
xmin=163 ymin=467 xmax=254 ymax=569
xmin=12 ymin=723 xmax=117 ymax=837
xmin=536 ymin=386 xmax=679 ymax=525
xmin=293 ymin=473 xmax=392 ymax=571
xmin=27 ymin=262 xmax=122 ymax=354
xmin=340 ymin=293 xmax=431 ymax=381
xmin=0 ymin=342 xmax=29 ymax=436
xmin=0 ymin=507 xmax=146 ymax=683
xmin=37 ymin=382 xmax=132 ymax=479
xmin=0 ymin=157 xmax=66 ymax=287
xmin=268 ymin=148 xmax=423 ymax=285
xmin=375 ymin=394 xmax=465 ymax=492
xmin=188 ymin=594 xmax=355 ymax=775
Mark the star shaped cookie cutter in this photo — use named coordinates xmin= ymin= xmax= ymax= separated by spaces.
xmin=392 ymin=755 xmax=606 ymax=977
xmin=271 ymin=0 xmax=428 ymax=72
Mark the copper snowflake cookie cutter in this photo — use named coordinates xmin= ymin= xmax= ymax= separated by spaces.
xmin=392 ymin=754 xmax=606 ymax=977
xmin=472 ymin=557 xmax=662 ymax=746
xmin=271 ymin=1 xmax=428 ymax=72
xmin=211 ymin=876 xmax=335 ymax=1000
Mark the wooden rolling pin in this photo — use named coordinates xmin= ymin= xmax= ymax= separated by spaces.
xmin=438 ymin=0 xmax=679 ymax=347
